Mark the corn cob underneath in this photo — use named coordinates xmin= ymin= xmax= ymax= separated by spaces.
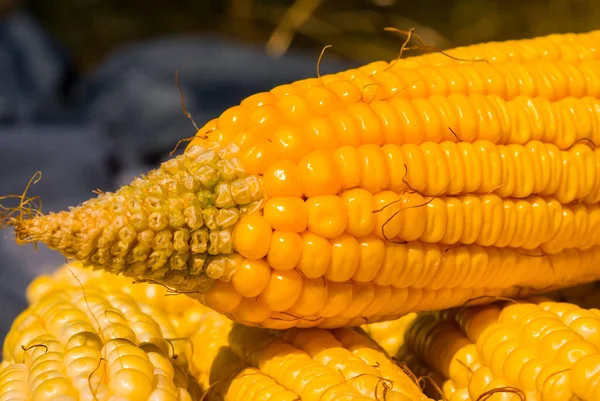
xmin=2 ymin=263 xmax=433 ymax=401
xmin=2 ymin=264 xmax=202 ymax=401
xmin=386 ymin=298 xmax=600 ymax=400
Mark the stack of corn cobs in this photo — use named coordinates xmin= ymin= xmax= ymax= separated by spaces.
xmin=2 ymin=30 xmax=600 ymax=400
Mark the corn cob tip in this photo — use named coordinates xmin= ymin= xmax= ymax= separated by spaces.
xmin=2 ymin=144 xmax=267 ymax=293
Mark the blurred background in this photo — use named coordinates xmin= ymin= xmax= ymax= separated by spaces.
xmin=0 ymin=0 xmax=599 ymax=341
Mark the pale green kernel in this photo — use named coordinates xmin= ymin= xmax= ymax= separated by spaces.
xmin=168 ymin=210 xmax=186 ymax=229
xmin=161 ymin=158 xmax=182 ymax=175
xmin=188 ymin=254 xmax=207 ymax=275
xmin=183 ymin=205 xmax=204 ymax=230
xmin=194 ymin=165 xmax=218 ymax=188
xmin=179 ymin=173 xmax=200 ymax=192
xmin=144 ymin=197 xmax=168 ymax=212
xmin=148 ymin=212 xmax=169 ymax=232
xmin=169 ymin=252 xmax=189 ymax=271
xmin=137 ymin=229 xmax=155 ymax=244
xmin=111 ymin=241 xmax=130 ymax=258
xmin=148 ymin=250 xmax=169 ymax=271
xmin=147 ymin=185 xmax=167 ymax=198
xmin=229 ymin=179 xmax=251 ymax=205
xmin=127 ymin=245 xmax=151 ymax=264
xmin=205 ymin=258 xmax=225 ymax=279
xmin=173 ymin=229 xmax=190 ymax=253
xmin=153 ymin=230 xmax=174 ymax=253
xmin=202 ymin=207 xmax=219 ymax=231
xmin=190 ymin=229 xmax=209 ymax=254
xmin=216 ymin=209 xmax=239 ymax=228
xmin=118 ymin=225 xmax=137 ymax=244
xmin=196 ymin=149 xmax=217 ymax=166
xmin=214 ymin=183 xmax=235 ymax=208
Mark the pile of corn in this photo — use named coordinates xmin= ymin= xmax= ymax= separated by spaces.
xmin=2 ymin=29 xmax=600 ymax=400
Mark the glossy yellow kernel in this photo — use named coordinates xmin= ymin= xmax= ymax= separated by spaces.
xmin=329 ymin=110 xmax=361 ymax=147
xmin=347 ymin=102 xmax=385 ymax=145
xmin=271 ymin=125 xmax=313 ymax=164
xmin=536 ymin=362 xmax=572 ymax=399
xmin=325 ymin=80 xmax=361 ymax=105
xmin=571 ymin=354 xmax=600 ymax=399
xmin=278 ymin=94 xmax=311 ymax=123
xmin=352 ymin=235 xmax=385 ymax=283
xmin=267 ymin=231 xmax=303 ymax=270
xmin=217 ymin=105 xmax=249 ymax=132
xmin=301 ymin=86 xmax=344 ymax=115
xmin=555 ymin=340 xmax=598 ymax=366
xmin=502 ymin=346 xmax=538 ymax=386
xmin=569 ymin=316 xmax=600 ymax=345
xmin=109 ymin=368 xmax=153 ymax=400
xmin=304 ymin=119 xmax=342 ymax=155
xmin=325 ymin=234 xmax=360 ymax=282
xmin=206 ymin=128 xmax=235 ymax=146
xmin=333 ymin=146 xmax=361 ymax=190
xmin=299 ymin=150 xmax=342 ymax=197
xmin=233 ymin=214 xmax=273 ymax=260
xmin=248 ymin=104 xmax=286 ymax=140
xmin=341 ymin=188 xmax=374 ymax=238
xmin=231 ymin=259 xmax=271 ymax=297
xmin=477 ymin=325 xmax=519 ymax=366
xmin=306 ymin=195 xmax=348 ymax=239
xmin=297 ymin=232 xmax=331 ymax=279
xmin=258 ymin=269 xmax=303 ymax=312
xmin=263 ymin=197 xmax=308 ymax=233
xmin=200 ymin=280 xmax=242 ymax=314
xmin=240 ymin=138 xmax=279 ymax=176
xmin=230 ymin=296 xmax=272 ymax=324
xmin=357 ymin=144 xmax=389 ymax=193
xmin=270 ymin=83 xmax=298 ymax=97
xmin=263 ymin=160 xmax=303 ymax=198
xmin=338 ymin=283 xmax=375 ymax=319
xmin=241 ymin=92 xmax=277 ymax=108
xmin=539 ymin=329 xmax=584 ymax=361
xmin=286 ymin=278 xmax=329 ymax=317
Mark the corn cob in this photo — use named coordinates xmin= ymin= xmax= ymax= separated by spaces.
xmin=2 ymin=263 xmax=432 ymax=401
xmin=5 ymin=30 xmax=600 ymax=329
xmin=1 ymin=264 xmax=203 ymax=401
xmin=392 ymin=298 xmax=600 ymax=400
xmin=182 ymin=311 xmax=433 ymax=401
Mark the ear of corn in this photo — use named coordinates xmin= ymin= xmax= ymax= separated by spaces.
xmin=2 ymin=263 xmax=203 ymax=401
xmin=380 ymin=297 xmax=600 ymax=401
xmin=6 ymin=30 xmax=600 ymax=329
xmin=0 ymin=263 xmax=432 ymax=401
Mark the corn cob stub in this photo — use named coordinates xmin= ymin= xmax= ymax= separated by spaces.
xmin=394 ymin=298 xmax=600 ymax=401
xmin=1 ymin=264 xmax=202 ymax=401
xmin=6 ymin=29 xmax=600 ymax=329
